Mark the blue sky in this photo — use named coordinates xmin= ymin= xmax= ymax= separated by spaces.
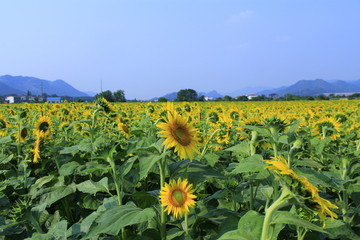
xmin=1 ymin=1 xmax=359 ymax=99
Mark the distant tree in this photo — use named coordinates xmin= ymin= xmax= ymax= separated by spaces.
xmin=114 ymin=90 xmax=126 ymax=102
xmin=284 ymin=93 xmax=296 ymax=101
xmin=236 ymin=96 xmax=249 ymax=101
xmin=223 ymin=95 xmax=233 ymax=101
xmin=157 ymin=97 xmax=168 ymax=102
xmin=315 ymin=95 xmax=329 ymax=100
xmin=95 ymin=90 xmax=115 ymax=102
xmin=349 ymin=93 xmax=360 ymax=99
xmin=250 ymin=95 xmax=267 ymax=101
xmin=175 ymin=89 xmax=198 ymax=101
xmin=197 ymin=95 xmax=205 ymax=102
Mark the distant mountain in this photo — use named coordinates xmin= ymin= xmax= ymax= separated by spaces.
xmin=256 ymin=79 xmax=360 ymax=96
xmin=0 ymin=75 xmax=89 ymax=97
xmin=0 ymin=82 xmax=25 ymax=95
xmin=198 ymin=90 xmax=223 ymax=98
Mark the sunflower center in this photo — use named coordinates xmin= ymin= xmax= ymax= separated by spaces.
xmin=21 ymin=128 xmax=28 ymax=139
xmin=0 ymin=119 xmax=6 ymax=129
xmin=171 ymin=189 xmax=186 ymax=207
xmin=172 ymin=126 xmax=191 ymax=146
xmin=39 ymin=122 xmax=49 ymax=133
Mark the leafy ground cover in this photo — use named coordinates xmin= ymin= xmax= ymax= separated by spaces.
xmin=0 ymin=99 xmax=359 ymax=240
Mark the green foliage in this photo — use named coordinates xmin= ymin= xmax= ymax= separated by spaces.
xmin=0 ymin=100 xmax=359 ymax=239
xmin=175 ymin=89 xmax=198 ymax=101
xmin=95 ymin=89 xmax=126 ymax=102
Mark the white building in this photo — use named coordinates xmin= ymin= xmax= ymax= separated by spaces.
xmin=5 ymin=96 xmax=20 ymax=103
xmin=46 ymin=97 xmax=62 ymax=103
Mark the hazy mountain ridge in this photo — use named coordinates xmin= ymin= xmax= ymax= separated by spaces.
xmin=0 ymin=75 xmax=89 ymax=97
xmin=256 ymin=79 xmax=360 ymax=96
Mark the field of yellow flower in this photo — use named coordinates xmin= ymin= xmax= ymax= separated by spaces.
xmin=0 ymin=99 xmax=359 ymax=239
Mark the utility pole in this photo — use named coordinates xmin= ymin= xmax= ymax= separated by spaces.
xmin=100 ymin=79 xmax=103 ymax=93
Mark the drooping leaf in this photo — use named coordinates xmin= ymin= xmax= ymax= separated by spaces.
xmin=40 ymin=183 xmax=76 ymax=207
xmin=230 ymin=154 xmax=266 ymax=174
xmin=272 ymin=211 xmax=327 ymax=233
xmin=86 ymin=202 xmax=156 ymax=237
xmin=77 ymin=177 xmax=109 ymax=195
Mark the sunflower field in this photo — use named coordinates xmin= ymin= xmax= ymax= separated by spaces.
xmin=0 ymin=99 xmax=359 ymax=240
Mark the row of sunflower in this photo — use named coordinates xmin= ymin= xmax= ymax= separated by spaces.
xmin=0 ymin=99 xmax=359 ymax=239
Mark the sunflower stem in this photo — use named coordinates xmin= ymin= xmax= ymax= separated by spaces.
xmin=184 ymin=213 xmax=189 ymax=235
xmin=201 ymin=129 xmax=221 ymax=156
xmin=261 ymin=187 xmax=292 ymax=240
xmin=250 ymin=130 xmax=258 ymax=156
xmin=159 ymin=152 xmax=167 ymax=240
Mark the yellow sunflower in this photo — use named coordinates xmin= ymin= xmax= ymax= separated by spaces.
xmin=159 ymin=178 xmax=197 ymax=218
xmin=312 ymin=116 xmax=341 ymax=140
xmin=14 ymin=127 xmax=28 ymax=143
xmin=157 ymin=109 xmax=200 ymax=160
xmin=118 ymin=122 xmax=130 ymax=138
xmin=0 ymin=115 xmax=9 ymax=137
xmin=34 ymin=115 xmax=52 ymax=139
xmin=32 ymin=136 xmax=41 ymax=163
xmin=266 ymin=156 xmax=338 ymax=226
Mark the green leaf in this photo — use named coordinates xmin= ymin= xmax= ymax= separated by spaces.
xmin=77 ymin=177 xmax=109 ymax=195
xmin=131 ymin=191 xmax=158 ymax=209
xmin=296 ymin=168 xmax=334 ymax=188
xmin=67 ymin=211 xmax=101 ymax=238
xmin=139 ymin=154 xmax=162 ymax=180
xmin=219 ymin=210 xmax=284 ymax=240
xmin=171 ymin=160 xmax=223 ymax=184
xmin=278 ymin=135 xmax=288 ymax=144
xmin=225 ymin=141 xmax=250 ymax=155
xmin=230 ymin=155 xmax=266 ymax=174
xmin=59 ymin=161 xmax=80 ymax=176
xmin=242 ymin=125 xmax=270 ymax=137
xmin=324 ymin=218 xmax=360 ymax=240
xmin=80 ymin=195 xmax=99 ymax=210
xmin=0 ymin=135 xmax=12 ymax=144
xmin=40 ymin=183 xmax=76 ymax=207
xmin=218 ymin=230 xmax=248 ymax=240
xmin=272 ymin=211 xmax=327 ymax=233
xmin=24 ymin=203 xmax=47 ymax=233
xmin=87 ymin=202 xmax=156 ymax=237
xmin=47 ymin=220 xmax=68 ymax=239
xmin=236 ymin=210 xmax=264 ymax=240
xmin=204 ymin=152 xmax=220 ymax=167
xmin=0 ymin=154 xmax=14 ymax=165
xmin=119 ymin=155 xmax=137 ymax=177
xmin=167 ymin=228 xmax=184 ymax=240
xmin=59 ymin=145 xmax=79 ymax=155
xmin=310 ymin=138 xmax=331 ymax=155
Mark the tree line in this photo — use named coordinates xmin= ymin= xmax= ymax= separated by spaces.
xmin=158 ymin=89 xmax=360 ymax=102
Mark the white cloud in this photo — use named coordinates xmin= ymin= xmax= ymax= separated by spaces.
xmin=227 ymin=10 xmax=254 ymax=24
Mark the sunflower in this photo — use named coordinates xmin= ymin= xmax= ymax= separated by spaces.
xmin=266 ymin=156 xmax=338 ymax=226
xmin=34 ymin=115 xmax=52 ymax=139
xmin=159 ymin=178 xmax=197 ymax=218
xmin=312 ymin=117 xmax=341 ymax=140
xmin=157 ymin=109 xmax=200 ymax=160
xmin=0 ymin=115 xmax=9 ymax=137
xmin=118 ymin=122 xmax=130 ymax=138
xmin=14 ymin=127 xmax=28 ymax=142
xmin=32 ymin=136 xmax=41 ymax=163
